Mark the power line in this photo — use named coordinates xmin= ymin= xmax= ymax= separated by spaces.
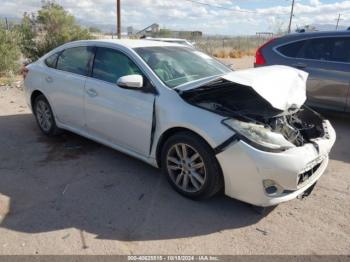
xmin=182 ymin=0 xmax=259 ymax=14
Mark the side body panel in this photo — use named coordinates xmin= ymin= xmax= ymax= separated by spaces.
xmin=303 ymin=60 xmax=350 ymax=111
xmin=347 ymin=83 xmax=350 ymax=113
xmin=43 ymin=68 xmax=86 ymax=129
xmin=150 ymin=90 xmax=234 ymax=159
xmin=24 ymin=62 xmax=86 ymax=130
xmin=84 ymin=78 xmax=155 ymax=156
xmin=261 ymin=34 xmax=350 ymax=112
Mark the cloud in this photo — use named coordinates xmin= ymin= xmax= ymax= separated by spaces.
xmin=309 ymin=0 xmax=321 ymax=6
xmin=0 ymin=0 xmax=349 ymax=35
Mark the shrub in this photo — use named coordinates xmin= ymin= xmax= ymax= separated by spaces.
xmin=0 ymin=26 xmax=21 ymax=77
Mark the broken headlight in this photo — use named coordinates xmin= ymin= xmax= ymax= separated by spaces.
xmin=223 ymin=119 xmax=295 ymax=152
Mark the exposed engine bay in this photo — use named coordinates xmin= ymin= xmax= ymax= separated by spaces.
xmin=180 ymin=79 xmax=325 ymax=147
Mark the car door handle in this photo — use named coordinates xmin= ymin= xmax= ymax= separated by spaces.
xmin=45 ymin=76 xmax=53 ymax=83
xmin=86 ymin=88 xmax=98 ymax=97
xmin=292 ymin=62 xmax=307 ymax=69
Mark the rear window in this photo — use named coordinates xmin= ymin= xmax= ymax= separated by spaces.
xmin=56 ymin=46 xmax=94 ymax=76
xmin=44 ymin=53 xmax=59 ymax=68
xmin=301 ymin=37 xmax=350 ymax=62
xmin=277 ymin=40 xmax=307 ymax=58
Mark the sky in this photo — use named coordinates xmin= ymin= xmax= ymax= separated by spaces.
xmin=1 ymin=0 xmax=350 ymax=35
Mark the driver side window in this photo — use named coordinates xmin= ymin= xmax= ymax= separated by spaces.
xmin=92 ymin=47 xmax=142 ymax=84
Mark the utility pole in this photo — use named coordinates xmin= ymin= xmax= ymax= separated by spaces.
xmin=5 ymin=17 xmax=9 ymax=31
xmin=335 ymin=14 xmax=342 ymax=30
xmin=116 ymin=0 xmax=121 ymax=39
xmin=287 ymin=0 xmax=295 ymax=34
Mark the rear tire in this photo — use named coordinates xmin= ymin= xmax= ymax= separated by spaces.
xmin=161 ymin=131 xmax=223 ymax=200
xmin=33 ymin=95 xmax=62 ymax=136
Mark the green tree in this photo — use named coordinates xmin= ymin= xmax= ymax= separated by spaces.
xmin=17 ymin=1 xmax=94 ymax=61
xmin=0 ymin=25 xmax=21 ymax=76
xmin=16 ymin=12 xmax=38 ymax=60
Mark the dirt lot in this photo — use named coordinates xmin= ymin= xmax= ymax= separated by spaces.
xmin=218 ymin=56 xmax=255 ymax=70
xmin=0 ymin=57 xmax=349 ymax=255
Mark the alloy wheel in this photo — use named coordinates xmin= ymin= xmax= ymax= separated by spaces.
xmin=166 ymin=143 xmax=207 ymax=193
xmin=35 ymin=100 xmax=53 ymax=132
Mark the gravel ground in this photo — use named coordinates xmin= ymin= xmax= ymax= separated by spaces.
xmin=0 ymin=58 xmax=349 ymax=255
xmin=218 ymin=56 xmax=255 ymax=70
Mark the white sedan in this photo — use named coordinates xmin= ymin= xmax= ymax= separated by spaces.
xmin=23 ymin=39 xmax=336 ymax=207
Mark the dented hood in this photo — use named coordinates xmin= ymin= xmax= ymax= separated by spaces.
xmin=176 ymin=65 xmax=308 ymax=111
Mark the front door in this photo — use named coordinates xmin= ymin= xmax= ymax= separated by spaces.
xmin=84 ymin=47 xmax=155 ymax=156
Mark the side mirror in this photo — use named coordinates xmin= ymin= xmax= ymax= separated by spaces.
xmin=117 ymin=74 xmax=143 ymax=89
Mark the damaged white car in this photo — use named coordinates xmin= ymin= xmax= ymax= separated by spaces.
xmin=23 ymin=40 xmax=336 ymax=207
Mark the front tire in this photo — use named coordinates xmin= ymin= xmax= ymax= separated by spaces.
xmin=33 ymin=95 xmax=61 ymax=136
xmin=161 ymin=131 xmax=223 ymax=200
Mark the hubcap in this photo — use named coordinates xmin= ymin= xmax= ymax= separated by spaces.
xmin=167 ymin=143 xmax=206 ymax=193
xmin=36 ymin=100 xmax=52 ymax=132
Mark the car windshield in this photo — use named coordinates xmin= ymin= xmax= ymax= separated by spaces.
xmin=134 ymin=46 xmax=231 ymax=88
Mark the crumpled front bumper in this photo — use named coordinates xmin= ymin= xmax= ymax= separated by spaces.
xmin=216 ymin=120 xmax=336 ymax=207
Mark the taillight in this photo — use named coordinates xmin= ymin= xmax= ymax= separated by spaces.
xmin=22 ymin=67 xmax=29 ymax=80
xmin=255 ymin=49 xmax=266 ymax=65
xmin=254 ymin=38 xmax=277 ymax=66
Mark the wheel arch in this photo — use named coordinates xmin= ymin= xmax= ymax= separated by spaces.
xmin=155 ymin=127 xmax=215 ymax=168
xmin=30 ymin=90 xmax=44 ymax=111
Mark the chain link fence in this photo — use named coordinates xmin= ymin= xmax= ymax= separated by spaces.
xmin=194 ymin=35 xmax=274 ymax=58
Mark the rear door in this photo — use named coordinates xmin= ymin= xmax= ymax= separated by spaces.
xmin=44 ymin=46 xmax=94 ymax=129
xmin=84 ymin=47 xmax=155 ymax=156
xmin=277 ymin=37 xmax=350 ymax=111
xmin=300 ymin=37 xmax=350 ymax=111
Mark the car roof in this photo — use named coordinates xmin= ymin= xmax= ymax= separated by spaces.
xmin=65 ymin=39 xmax=184 ymax=49
xmin=281 ymin=30 xmax=350 ymax=40
xmin=147 ymin=38 xmax=189 ymax=42
xmin=41 ymin=39 xmax=191 ymax=61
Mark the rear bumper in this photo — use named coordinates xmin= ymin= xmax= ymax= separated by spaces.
xmin=23 ymin=80 xmax=33 ymax=112
xmin=216 ymin=120 xmax=336 ymax=207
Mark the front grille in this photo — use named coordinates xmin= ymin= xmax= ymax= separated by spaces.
xmin=297 ymin=162 xmax=322 ymax=186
